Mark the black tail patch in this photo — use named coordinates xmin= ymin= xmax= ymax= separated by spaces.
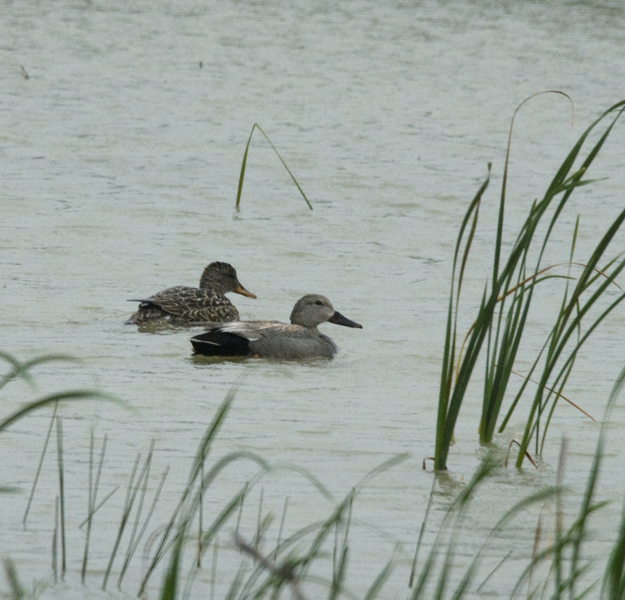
xmin=190 ymin=331 xmax=251 ymax=357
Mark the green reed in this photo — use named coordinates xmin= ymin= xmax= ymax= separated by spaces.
xmin=211 ymin=455 xmax=406 ymax=600
xmin=603 ymin=477 xmax=625 ymax=596
xmin=2 ymin=557 xmax=25 ymax=600
xmin=0 ymin=351 xmax=123 ymax=435
xmin=409 ymin=361 xmax=625 ymax=599
xmin=23 ymin=404 xmax=58 ymax=527
xmin=7 ymin=345 xmax=625 ymax=600
xmin=55 ymin=417 xmax=66 ymax=579
xmin=235 ymin=123 xmax=312 ymax=211
xmin=151 ymin=393 xmax=406 ymax=600
xmin=82 ymin=431 xmax=110 ymax=583
xmin=102 ymin=440 xmax=162 ymax=590
xmin=144 ymin=384 xmax=272 ymax=599
xmin=1 ymin=350 xmax=122 ymax=565
xmin=513 ymin=364 xmax=625 ymax=599
xmin=435 ymin=97 xmax=625 ymax=471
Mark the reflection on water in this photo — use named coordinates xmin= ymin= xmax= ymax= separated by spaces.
xmin=2 ymin=0 xmax=625 ymax=597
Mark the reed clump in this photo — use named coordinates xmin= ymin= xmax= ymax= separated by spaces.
xmin=6 ymin=349 xmax=625 ymax=599
xmin=435 ymin=96 xmax=625 ymax=471
xmin=3 ymin=357 xmax=405 ymax=599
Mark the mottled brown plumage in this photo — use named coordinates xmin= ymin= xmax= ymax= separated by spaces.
xmin=126 ymin=262 xmax=256 ymax=326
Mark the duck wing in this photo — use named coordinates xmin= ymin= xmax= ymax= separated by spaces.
xmin=141 ymin=286 xmax=239 ymax=322
xmin=190 ymin=321 xmax=289 ymax=356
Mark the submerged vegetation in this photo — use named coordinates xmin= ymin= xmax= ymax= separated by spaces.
xmin=3 ymin=99 xmax=625 ymax=599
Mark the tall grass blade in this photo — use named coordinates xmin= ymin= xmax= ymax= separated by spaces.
xmin=329 ymin=494 xmax=352 ymax=600
xmin=182 ymin=537 xmax=219 ymax=600
xmin=605 ymin=493 xmax=625 ymax=599
xmin=79 ymin=485 xmax=119 ymax=528
xmin=256 ymin=486 xmax=265 ymax=548
xmin=275 ymin=497 xmax=289 ymax=561
xmin=82 ymin=430 xmax=103 ymax=583
xmin=118 ymin=445 xmax=169 ymax=589
xmin=600 ymin=364 xmax=625 ymax=599
xmin=211 ymin=539 xmax=218 ymax=600
xmin=188 ymin=381 xmax=239 ymax=486
xmin=475 ymin=550 xmax=512 ymax=593
xmin=196 ymin=454 xmax=269 ymax=542
xmin=138 ymin=386 xmax=271 ymax=597
xmin=102 ymin=451 xmax=142 ymax=590
xmin=235 ymin=532 xmax=308 ymax=600
xmin=138 ymin=498 xmax=185 ymax=597
xmin=435 ymin=167 xmax=491 ymax=470
xmin=161 ymin=485 xmax=249 ymax=600
xmin=52 ymin=496 xmax=59 ymax=583
xmin=55 ymin=416 xmax=66 ymax=579
xmin=223 ymin=560 xmax=249 ymax=600
xmin=363 ymin=556 xmax=395 ymax=600
xmin=3 ymin=557 xmax=25 ymax=600
xmin=197 ymin=460 xmax=204 ymax=568
xmin=493 ymin=91 xmax=573 ymax=284
xmin=0 ymin=389 xmax=124 ymax=433
xmin=23 ymin=403 xmax=58 ymax=527
xmin=0 ymin=351 xmax=79 ymax=392
xmin=235 ymin=123 xmax=312 ymax=211
xmin=159 ymin=530 xmax=184 ymax=600
xmin=409 ymin=474 xmax=437 ymax=587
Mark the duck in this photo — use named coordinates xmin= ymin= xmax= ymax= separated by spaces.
xmin=190 ymin=294 xmax=362 ymax=359
xmin=126 ymin=261 xmax=256 ymax=326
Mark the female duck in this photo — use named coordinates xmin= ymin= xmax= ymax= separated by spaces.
xmin=190 ymin=294 xmax=362 ymax=359
xmin=126 ymin=262 xmax=256 ymax=326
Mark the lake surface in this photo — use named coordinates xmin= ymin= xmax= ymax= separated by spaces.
xmin=2 ymin=0 xmax=625 ymax=597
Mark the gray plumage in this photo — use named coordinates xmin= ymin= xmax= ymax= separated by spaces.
xmin=126 ymin=262 xmax=256 ymax=326
xmin=190 ymin=294 xmax=362 ymax=359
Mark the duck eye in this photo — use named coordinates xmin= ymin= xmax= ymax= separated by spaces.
xmin=315 ymin=300 xmax=323 ymax=306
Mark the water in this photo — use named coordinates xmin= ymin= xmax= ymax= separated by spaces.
xmin=2 ymin=0 xmax=625 ymax=597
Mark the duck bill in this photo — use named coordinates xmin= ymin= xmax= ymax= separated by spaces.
xmin=234 ymin=284 xmax=257 ymax=299
xmin=329 ymin=310 xmax=363 ymax=329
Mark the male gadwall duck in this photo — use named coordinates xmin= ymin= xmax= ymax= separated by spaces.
xmin=126 ymin=261 xmax=256 ymax=326
xmin=190 ymin=294 xmax=362 ymax=359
